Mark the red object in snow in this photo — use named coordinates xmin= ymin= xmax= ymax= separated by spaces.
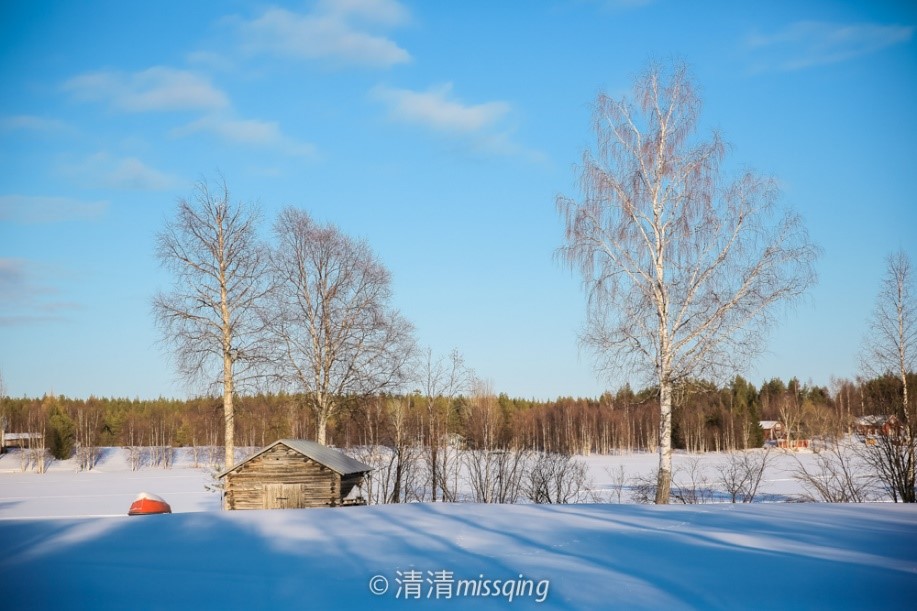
xmin=128 ymin=492 xmax=172 ymax=516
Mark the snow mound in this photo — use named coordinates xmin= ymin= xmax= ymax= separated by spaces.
xmin=1 ymin=503 xmax=915 ymax=609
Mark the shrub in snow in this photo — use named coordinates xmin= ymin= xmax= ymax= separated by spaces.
xmin=672 ymin=458 xmax=715 ymax=504
xmin=795 ymin=439 xmax=877 ymax=503
xmin=525 ymin=452 xmax=591 ymax=504
xmin=717 ymin=450 xmax=772 ymax=503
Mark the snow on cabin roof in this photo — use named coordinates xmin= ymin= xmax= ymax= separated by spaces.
xmin=759 ymin=421 xmax=781 ymax=429
xmin=218 ymin=439 xmax=372 ymax=478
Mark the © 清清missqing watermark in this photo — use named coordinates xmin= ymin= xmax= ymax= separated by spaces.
xmin=369 ymin=569 xmax=550 ymax=603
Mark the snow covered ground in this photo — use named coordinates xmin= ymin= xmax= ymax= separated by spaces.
xmin=1 ymin=447 xmax=915 ymax=609
xmin=0 ymin=447 xmax=221 ymax=518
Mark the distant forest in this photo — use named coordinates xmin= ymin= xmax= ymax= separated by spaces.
xmin=2 ymin=373 xmax=912 ymax=464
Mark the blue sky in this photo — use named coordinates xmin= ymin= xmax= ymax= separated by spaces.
xmin=1 ymin=0 xmax=915 ymax=400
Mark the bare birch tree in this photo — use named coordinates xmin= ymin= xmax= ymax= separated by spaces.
xmin=557 ymin=61 xmax=818 ymax=503
xmin=153 ymin=177 xmax=270 ymax=471
xmin=465 ymin=379 xmax=528 ymax=504
xmin=353 ymin=396 xmax=422 ymax=504
xmin=418 ymin=348 xmax=470 ymax=501
xmin=861 ymin=250 xmax=916 ymax=423
xmin=859 ymin=250 xmax=916 ymax=502
xmin=267 ymin=207 xmax=414 ymax=445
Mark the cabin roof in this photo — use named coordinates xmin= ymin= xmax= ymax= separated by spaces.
xmin=218 ymin=439 xmax=372 ymax=478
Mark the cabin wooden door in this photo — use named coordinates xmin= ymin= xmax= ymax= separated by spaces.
xmin=263 ymin=484 xmax=305 ymax=509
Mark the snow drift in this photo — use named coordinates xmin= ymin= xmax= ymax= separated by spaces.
xmin=1 ymin=503 xmax=915 ymax=609
xmin=1 ymin=447 xmax=915 ymax=609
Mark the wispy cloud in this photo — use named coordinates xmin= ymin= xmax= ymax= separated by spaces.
xmin=173 ymin=116 xmax=317 ymax=158
xmin=61 ymin=153 xmax=181 ymax=191
xmin=0 ymin=115 xmax=69 ymax=132
xmin=371 ymin=83 xmax=544 ymax=162
xmin=63 ymin=66 xmax=229 ymax=112
xmin=747 ymin=21 xmax=914 ymax=71
xmin=236 ymin=0 xmax=411 ymax=68
xmin=372 ymin=83 xmax=510 ymax=134
xmin=324 ymin=0 xmax=410 ymax=26
xmin=0 ymin=258 xmax=81 ymax=326
xmin=105 ymin=157 xmax=182 ymax=190
xmin=0 ymin=195 xmax=109 ymax=223
xmin=62 ymin=61 xmax=312 ymax=159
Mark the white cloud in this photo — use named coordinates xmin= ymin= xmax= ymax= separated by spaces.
xmin=62 ymin=153 xmax=181 ymax=191
xmin=237 ymin=3 xmax=411 ymax=68
xmin=174 ymin=116 xmax=317 ymax=158
xmin=371 ymin=83 xmax=545 ymax=162
xmin=61 ymin=62 xmax=313 ymax=157
xmin=0 ymin=195 xmax=109 ymax=223
xmin=747 ymin=21 xmax=914 ymax=71
xmin=107 ymin=157 xmax=182 ymax=190
xmin=372 ymin=83 xmax=511 ymax=134
xmin=318 ymin=0 xmax=411 ymax=26
xmin=63 ymin=66 xmax=229 ymax=112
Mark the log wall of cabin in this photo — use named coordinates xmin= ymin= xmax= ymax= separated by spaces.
xmin=223 ymin=444 xmax=347 ymax=510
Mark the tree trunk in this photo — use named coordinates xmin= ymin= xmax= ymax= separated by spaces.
xmin=430 ymin=440 xmax=439 ymax=502
xmin=221 ymin=271 xmax=235 ymax=473
xmin=223 ymin=353 xmax=234 ymax=472
xmin=655 ymin=380 xmax=673 ymax=504
xmin=428 ymin=400 xmax=439 ymax=502
xmin=219 ymin=213 xmax=235 ymax=478
xmin=316 ymin=414 xmax=328 ymax=446
xmin=392 ymin=452 xmax=403 ymax=504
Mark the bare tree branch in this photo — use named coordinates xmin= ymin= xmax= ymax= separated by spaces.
xmin=859 ymin=250 xmax=916 ymax=501
xmin=266 ymin=207 xmax=415 ymax=445
xmin=153 ymin=175 xmax=270 ymax=472
xmin=557 ymin=60 xmax=819 ymax=503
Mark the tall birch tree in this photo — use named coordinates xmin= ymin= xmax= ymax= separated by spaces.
xmin=418 ymin=348 xmax=470 ymax=502
xmin=267 ymin=207 xmax=414 ymax=445
xmin=153 ymin=177 xmax=269 ymax=470
xmin=860 ymin=250 xmax=916 ymax=502
xmin=861 ymin=250 xmax=916 ymax=423
xmin=557 ymin=61 xmax=818 ymax=503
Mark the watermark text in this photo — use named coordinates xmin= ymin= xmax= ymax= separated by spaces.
xmin=369 ymin=569 xmax=550 ymax=603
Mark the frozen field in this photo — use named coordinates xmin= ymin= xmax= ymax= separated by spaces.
xmin=0 ymin=447 xmax=221 ymax=518
xmin=0 ymin=445 xmax=875 ymax=518
xmin=1 ymin=447 xmax=915 ymax=609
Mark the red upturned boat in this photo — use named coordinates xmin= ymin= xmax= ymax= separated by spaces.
xmin=128 ymin=492 xmax=172 ymax=516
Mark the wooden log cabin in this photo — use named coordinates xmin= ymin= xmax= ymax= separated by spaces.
xmin=218 ymin=439 xmax=372 ymax=510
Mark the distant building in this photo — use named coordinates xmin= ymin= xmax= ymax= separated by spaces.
xmin=1 ymin=432 xmax=44 ymax=452
xmin=759 ymin=421 xmax=785 ymax=442
xmin=218 ymin=439 xmax=372 ymax=510
xmin=855 ymin=415 xmax=902 ymax=439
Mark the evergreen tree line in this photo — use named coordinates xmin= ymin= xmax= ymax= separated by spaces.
xmin=2 ymin=372 xmax=912 ymax=467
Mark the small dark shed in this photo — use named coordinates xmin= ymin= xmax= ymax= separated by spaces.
xmin=218 ymin=439 xmax=372 ymax=510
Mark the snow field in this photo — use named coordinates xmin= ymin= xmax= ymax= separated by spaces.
xmin=0 ymin=445 xmax=884 ymax=519
xmin=1 ymin=446 xmax=915 ymax=609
